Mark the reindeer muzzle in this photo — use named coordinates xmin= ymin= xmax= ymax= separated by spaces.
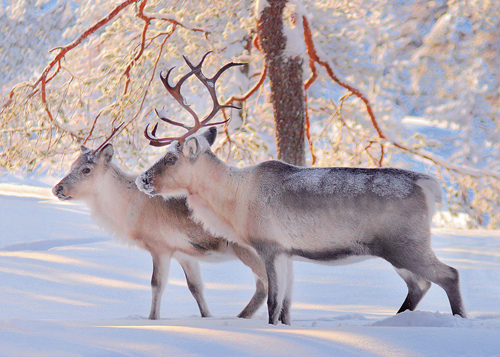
xmin=136 ymin=174 xmax=157 ymax=197
xmin=52 ymin=184 xmax=72 ymax=201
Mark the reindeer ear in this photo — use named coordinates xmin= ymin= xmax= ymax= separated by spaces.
xmin=98 ymin=143 xmax=114 ymax=163
xmin=182 ymin=137 xmax=200 ymax=159
xmin=203 ymin=127 xmax=217 ymax=147
xmin=81 ymin=145 xmax=91 ymax=153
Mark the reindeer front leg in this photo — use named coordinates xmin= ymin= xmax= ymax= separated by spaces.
xmin=279 ymin=257 xmax=294 ymax=325
xmin=264 ymin=252 xmax=292 ymax=325
xmin=149 ymin=252 xmax=172 ymax=320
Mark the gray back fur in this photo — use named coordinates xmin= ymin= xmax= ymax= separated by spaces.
xmin=242 ymin=162 xmax=439 ymax=263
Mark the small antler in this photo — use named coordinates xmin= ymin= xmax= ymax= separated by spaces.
xmin=145 ymin=52 xmax=245 ymax=147
xmin=92 ymin=122 xmax=125 ymax=155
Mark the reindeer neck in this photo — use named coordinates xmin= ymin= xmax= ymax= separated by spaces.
xmin=186 ymin=154 xmax=252 ymax=239
xmin=189 ymin=155 xmax=232 ymax=200
xmin=86 ymin=163 xmax=137 ymax=232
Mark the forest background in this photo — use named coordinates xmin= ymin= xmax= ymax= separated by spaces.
xmin=1 ymin=0 xmax=499 ymax=228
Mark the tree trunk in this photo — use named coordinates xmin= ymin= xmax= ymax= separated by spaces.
xmin=257 ymin=0 xmax=306 ymax=167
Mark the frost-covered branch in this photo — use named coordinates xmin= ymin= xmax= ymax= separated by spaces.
xmin=2 ymin=0 xmax=499 ymax=227
xmin=33 ymin=0 xmax=137 ymax=95
xmin=301 ymin=14 xmax=384 ymax=164
xmin=2 ymin=0 xmax=209 ymax=140
xmin=391 ymin=140 xmax=500 ymax=181
xmin=222 ymin=61 xmax=267 ymax=106
xmin=1 ymin=0 xmax=139 ymax=140
xmin=300 ymin=8 xmax=500 ymax=181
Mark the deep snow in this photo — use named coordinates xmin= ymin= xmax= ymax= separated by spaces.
xmin=0 ymin=176 xmax=499 ymax=356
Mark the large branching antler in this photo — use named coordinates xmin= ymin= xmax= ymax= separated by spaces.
xmin=144 ymin=52 xmax=244 ymax=147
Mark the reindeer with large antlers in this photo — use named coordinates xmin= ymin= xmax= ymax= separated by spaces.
xmin=137 ymin=52 xmax=466 ymax=325
xmin=53 ymin=123 xmax=267 ymax=320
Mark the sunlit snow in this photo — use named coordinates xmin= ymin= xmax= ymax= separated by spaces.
xmin=0 ymin=178 xmax=499 ymax=356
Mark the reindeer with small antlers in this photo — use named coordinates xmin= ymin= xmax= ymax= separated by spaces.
xmin=53 ymin=122 xmax=267 ymax=320
xmin=137 ymin=52 xmax=466 ymax=325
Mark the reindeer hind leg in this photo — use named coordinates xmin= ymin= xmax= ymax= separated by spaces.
xmin=394 ymin=267 xmax=431 ymax=313
xmin=390 ymin=250 xmax=466 ymax=318
xmin=265 ymin=253 xmax=289 ymax=325
xmin=424 ymin=261 xmax=466 ymax=318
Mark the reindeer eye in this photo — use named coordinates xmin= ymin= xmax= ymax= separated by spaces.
xmin=165 ymin=155 xmax=177 ymax=166
xmin=82 ymin=167 xmax=91 ymax=174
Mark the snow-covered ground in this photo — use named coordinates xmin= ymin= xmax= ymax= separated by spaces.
xmin=1 ymin=176 xmax=499 ymax=357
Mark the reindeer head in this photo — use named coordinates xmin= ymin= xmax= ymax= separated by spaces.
xmin=136 ymin=53 xmax=242 ymax=198
xmin=53 ymin=124 xmax=123 ymax=201
xmin=136 ymin=127 xmax=218 ymax=197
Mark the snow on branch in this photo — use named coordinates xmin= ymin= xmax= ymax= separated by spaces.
xmin=299 ymin=8 xmax=500 ymax=181
xmin=389 ymin=137 xmax=500 ymax=181
xmin=1 ymin=0 xmax=138 ymax=140
xmin=222 ymin=61 xmax=267 ymax=106
xmin=141 ymin=11 xmax=205 ymax=33
xmin=2 ymin=0 xmax=208 ymax=141
xmin=301 ymin=15 xmax=384 ymax=164
xmin=34 ymin=0 xmax=137 ymax=95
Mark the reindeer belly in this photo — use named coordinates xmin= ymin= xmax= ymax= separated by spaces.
xmin=288 ymin=231 xmax=373 ymax=265
xmin=293 ymin=253 xmax=373 ymax=266
xmin=173 ymin=249 xmax=236 ymax=263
